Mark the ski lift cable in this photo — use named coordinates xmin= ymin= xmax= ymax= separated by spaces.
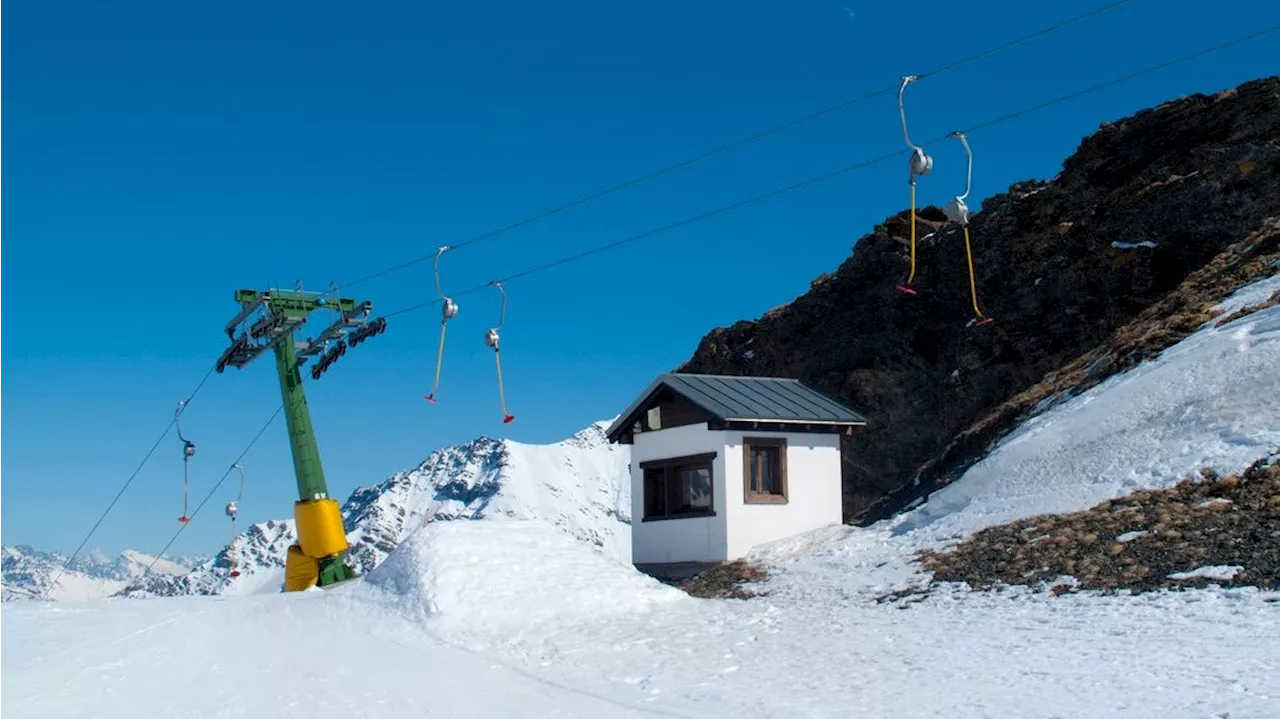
xmin=41 ymin=366 xmax=219 ymax=600
xmin=381 ymin=146 xmax=907 ymax=320
xmin=378 ymin=25 xmax=1278 ymax=322
xmin=334 ymin=0 xmax=1140 ymax=292
xmin=962 ymin=25 xmax=1280 ymax=135
xmin=132 ymin=405 xmax=284 ymax=589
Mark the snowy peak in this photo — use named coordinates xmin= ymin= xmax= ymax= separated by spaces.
xmin=114 ymin=420 xmax=631 ymax=598
xmin=341 ymin=434 xmax=510 ymax=574
xmin=119 ymin=519 xmax=298 ymax=598
xmin=343 ymin=419 xmax=631 ymax=574
xmin=117 ymin=549 xmax=188 ymax=578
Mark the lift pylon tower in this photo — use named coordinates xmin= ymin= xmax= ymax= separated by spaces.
xmin=216 ymin=286 xmax=387 ymax=590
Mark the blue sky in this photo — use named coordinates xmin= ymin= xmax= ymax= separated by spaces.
xmin=4 ymin=0 xmax=1275 ymax=558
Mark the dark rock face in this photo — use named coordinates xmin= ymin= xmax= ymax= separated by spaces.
xmin=905 ymin=220 xmax=1278 ymax=519
xmin=678 ymin=76 xmax=1280 ymax=522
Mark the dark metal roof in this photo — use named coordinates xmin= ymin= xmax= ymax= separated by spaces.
xmin=606 ymin=372 xmax=868 ymax=441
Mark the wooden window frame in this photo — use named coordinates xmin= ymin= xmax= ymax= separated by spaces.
xmin=638 ymin=452 xmax=717 ymax=522
xmin=743 ymin=436 xmax=788 ymax=504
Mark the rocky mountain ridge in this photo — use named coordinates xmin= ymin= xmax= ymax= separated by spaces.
xmin=678 ymin=75 xmax=1280 ymax=522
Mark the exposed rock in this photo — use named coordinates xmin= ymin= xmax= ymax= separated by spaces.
xmin=915 ymin=450 xmax=1280 ymax=595
xmin=676 ymin=559 xmax=769 ymax=599
xmin=678 ymin=76 xmax=1280 ymax=522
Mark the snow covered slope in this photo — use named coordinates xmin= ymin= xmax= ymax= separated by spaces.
xmin=757 ymin=275 xmax=1280 ymax=599
xmin=1 ymin=545 xmax=205 ymax=602
xmin=897 ymin=275 xmax=1280 ymax=542
xmin=121 ymin=420 xmax=630 ymax=597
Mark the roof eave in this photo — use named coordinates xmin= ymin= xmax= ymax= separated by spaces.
xmin=604 ymin=375 xmax=700 ymax=443
xmin=722 ymin=417 xmax=868 ymax=426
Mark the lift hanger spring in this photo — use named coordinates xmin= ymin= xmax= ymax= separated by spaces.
xmin=424 ymin=246 xmax=457 ymax=403
xmin=175 ymin=400 xmax=195 ymax=524
xmin=896 ymin=75 xmax=933 ymax=295
xmin=484 ymin=281 xmax=515 ymax=424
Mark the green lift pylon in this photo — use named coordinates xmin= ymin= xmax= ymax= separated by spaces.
xmin=216 ymin=285 xmax=388 ymax=590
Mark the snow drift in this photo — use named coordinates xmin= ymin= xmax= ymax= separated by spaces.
xmin=355 ymin=521 xmax=684 ymax=629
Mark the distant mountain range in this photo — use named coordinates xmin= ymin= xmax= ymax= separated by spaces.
xmin=1 ymin=545 xmax=208 ymax=602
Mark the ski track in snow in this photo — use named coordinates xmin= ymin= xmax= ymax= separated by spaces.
xmin=4 ymin=280 xmax=1279 ymax=718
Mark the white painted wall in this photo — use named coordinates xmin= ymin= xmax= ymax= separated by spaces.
xmin=629 ymin=423 xmax=844 ymax=564
xmin=629 ymin=423 xmax=728 ymax=564
xmin=722 ymin=431 xmax=843 ymax=560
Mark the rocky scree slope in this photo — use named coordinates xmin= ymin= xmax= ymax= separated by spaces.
xmin=679 ymin=76 xmax=1280 ymax=522
xmin=916 ymin=450 xmax=1280 ymax=596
